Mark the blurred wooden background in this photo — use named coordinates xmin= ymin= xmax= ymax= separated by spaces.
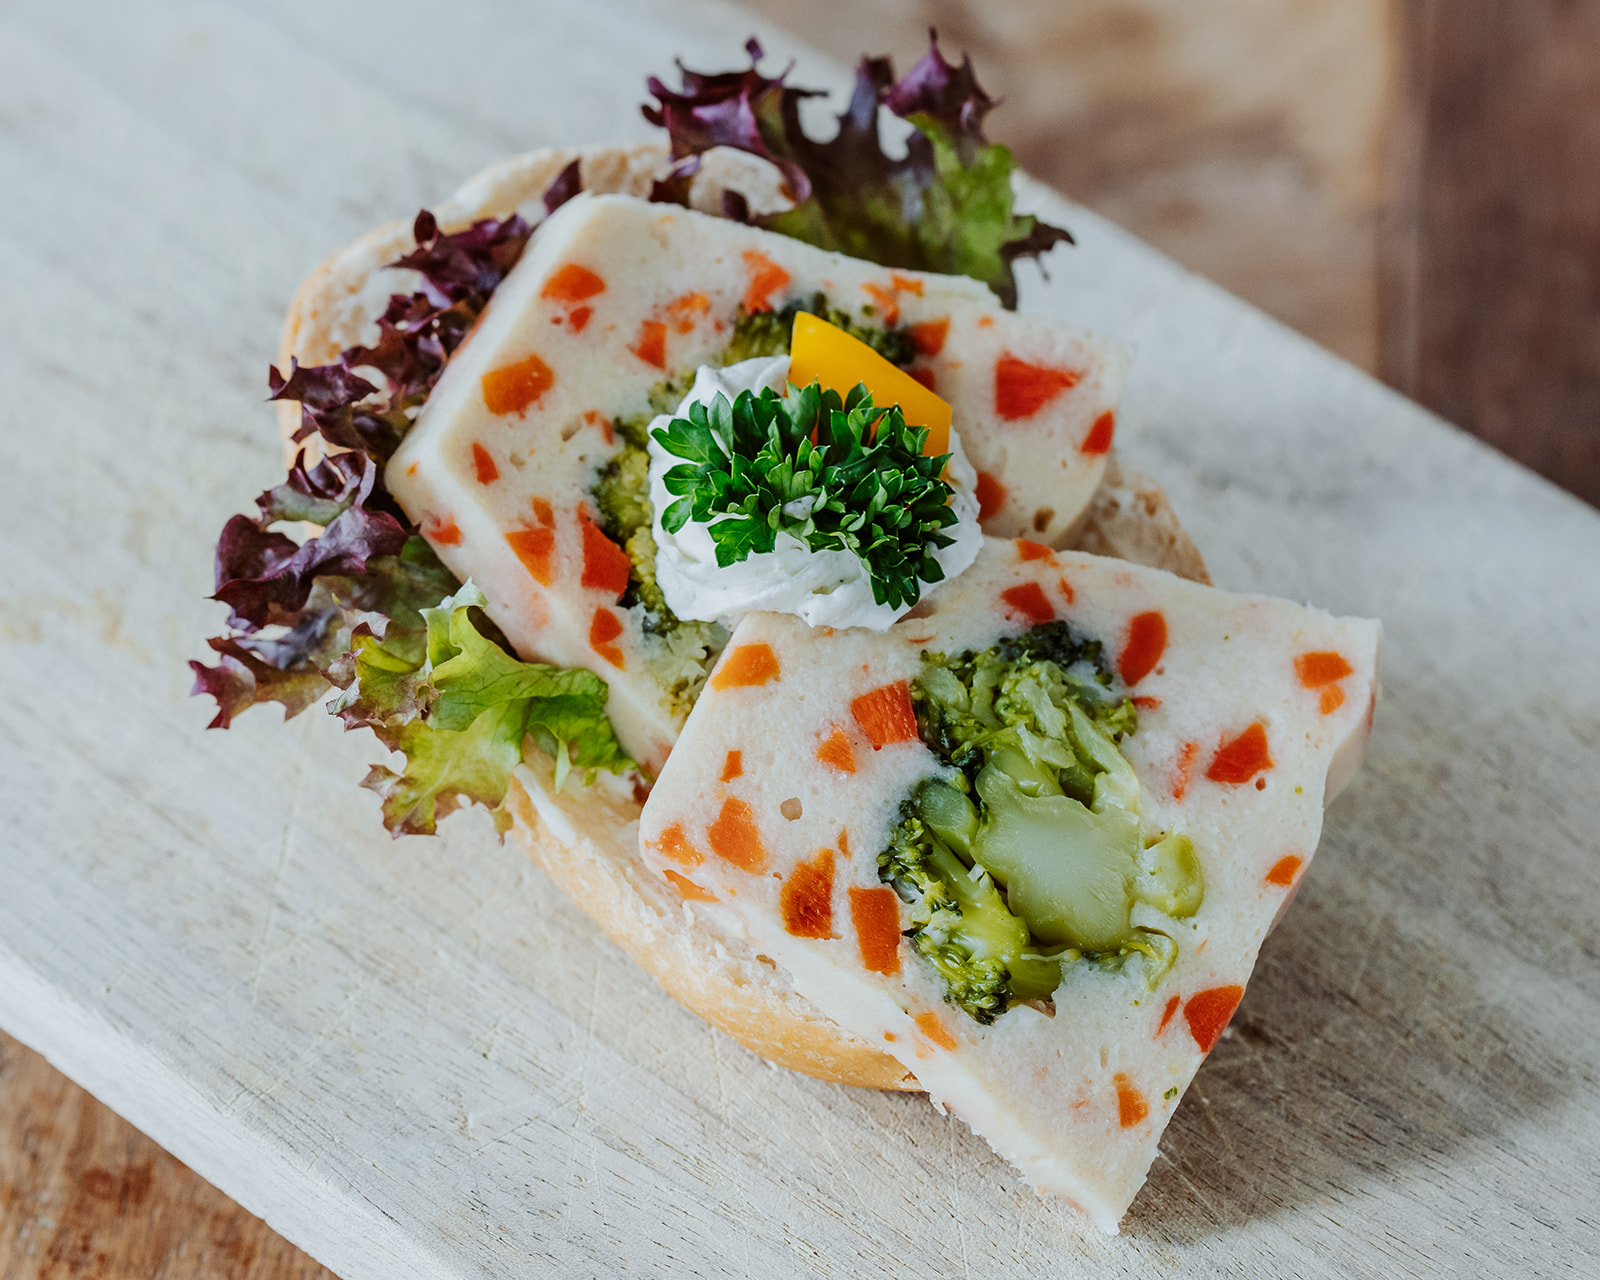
xmin=743 ymin=0 xmax=1600 ymax=507
xmin=3 ymin=1 xmax=1595 ymax=1276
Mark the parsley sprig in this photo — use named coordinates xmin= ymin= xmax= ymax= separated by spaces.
xmin=652 ymin=381 xmax=959 ymax=610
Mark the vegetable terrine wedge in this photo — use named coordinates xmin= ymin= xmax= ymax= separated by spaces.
xmin=636 ymin=537 xmax=1379 ymax=1231
xmin=385 ymin=193 xmax=1129 ymax=771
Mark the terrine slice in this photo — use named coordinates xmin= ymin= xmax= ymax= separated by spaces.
xmin=386 ymin=194 xmax=1129 ymax=770
xmin=636 ymin=537 xmax=1379 ymax=1230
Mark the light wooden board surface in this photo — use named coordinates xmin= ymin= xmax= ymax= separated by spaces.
xmin=2 ymin=0 xmax=1598 ymax=1276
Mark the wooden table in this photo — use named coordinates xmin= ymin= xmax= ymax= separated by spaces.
xmin=3 ymin=1 xmax=1598 ymax=1276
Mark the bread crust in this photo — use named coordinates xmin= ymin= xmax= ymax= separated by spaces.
xmin=277 ymin=144 xmax=1209 ymax=1091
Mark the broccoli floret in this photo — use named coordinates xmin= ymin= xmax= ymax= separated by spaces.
xmin=880 ymin=799 xmax=1034 ymax=1023
xmin=913 ymin=623 xmax=1139 ymax=788
xmin=593 ymin=445 xmax=653 ymax=543
xmin=881 ymin=621 xmax=1203 ymax=1023
xmin=722 ymin=293 xmax=916 ymax=367
xmin=589 ymin=394 xmax=730 ymax=716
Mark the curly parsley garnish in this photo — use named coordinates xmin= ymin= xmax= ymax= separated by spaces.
xmin=651 ymin=380 xmax=959 ymax=610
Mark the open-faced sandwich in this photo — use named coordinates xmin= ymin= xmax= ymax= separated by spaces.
xmin=194 ymin=37 xmax=1377 ymax=1232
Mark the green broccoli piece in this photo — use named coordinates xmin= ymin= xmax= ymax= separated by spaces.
xmin=880 ymin=797 xmax=1049 ymax=1023
xmin=722 ymin=293 xmax=916 ymax=367
xmin=593 ymin=445 xmax=653 ymax=543
xmin=881 ymin=621 xmax=1202 ymax=1023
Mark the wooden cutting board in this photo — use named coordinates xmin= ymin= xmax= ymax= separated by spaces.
xmin=1 ymin=0 xmax=1597 ymax=1276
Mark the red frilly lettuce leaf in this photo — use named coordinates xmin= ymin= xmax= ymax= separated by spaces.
xmin=543 ymin=158 xmax=584 ymax=214
xmin=643 ymin=31 xmax=1072 ymax=308
xmin=196 ymin=207 xmax=633 ymax=835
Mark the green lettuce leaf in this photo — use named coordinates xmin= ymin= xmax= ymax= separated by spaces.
xmin=346 ymin=585 xmax=633 ymax=836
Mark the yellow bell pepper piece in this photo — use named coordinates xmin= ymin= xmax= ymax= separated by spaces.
xmin=788 ymin=312 xmax=951 ymax=459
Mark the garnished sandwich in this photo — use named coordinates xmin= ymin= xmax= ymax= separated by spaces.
xmin=193 ymin=36 xmax=1375 ymax=1231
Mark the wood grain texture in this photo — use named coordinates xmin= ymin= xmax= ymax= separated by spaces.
xmin=1382 ymin=0 xmax=1600 ymax=508
xmin=1 ymin=0 xmax=1598 ymax=1277
xmin=0 ymin=1032 xmax=335 ymax=1280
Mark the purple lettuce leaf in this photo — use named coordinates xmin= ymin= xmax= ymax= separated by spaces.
xmin=189 ymin=635 xmax=336 ymax=729
xmin=543 ymin=158 xmax=584 ymax=214
xmin=392 ymin=210 xmax=533 ymax=308
xmin=642 ymin=32 xmax=1072 ymax=308
xmin=195 ymin=198 xmax=636 ymax=838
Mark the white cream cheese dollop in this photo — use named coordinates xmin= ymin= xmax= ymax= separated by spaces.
xmin=647 ymin=355 xmax=984 ymax=632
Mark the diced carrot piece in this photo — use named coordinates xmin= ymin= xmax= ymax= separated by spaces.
xmin=1296 ymin=651 xmax=1354 ymax=687
xmin=667 ymin=290 xmax=710 ymax=316
xmin=914 ymin=1011 xmax=958 ymax=1051
xmin=974 ymin=470 xmax=1006 ymax=520
xmin=653 ymin=822 xmax=704 ymax=867
xmin=469 ymin=442 xmax=499 ymax=485
xmin=741 ymin=249 xmax=790 ymax=313
xmin=1183 ymin=985 xmax=1244 ymax=1053
xmin=666 ymin=291 xmax=711 ymax=333
xmin=908 ymin=316 xmax=950 ymax=357
xmin=999 ymin=582 xmax=1054 ymax=624
xmin=1016 ymin=539 xmax=1053 ymax=562
xmin=721 ymin=750 xmax=743 ymax=782
xmin=849 ymin=886 xmax=902 ymax=975
xmin=540 ymin=262 xmax=606 ymax=303
xmin=781 ymin=849 xmax=836 ymax=939
xmin=1081 ymin=410 xmax=1116 ymax=454
xmin=1167 ymin=741 xmax=1198 ymax=802
xmin=710 ymin=643 xmax=781 ymax=690
xmin=890 ymin=273 xmax=924 ymax=296
xmin=481 ymin=353 xmax=555 ymax=414
xmin=851 ymin=681 xmax=918 ymax=749
xmin=589 ymin=607 xmax=625 ymax=669
xmin=505 ymin=527 xmax=556 ymax=584
xmin=1265 ymin=854 xmax=1303 ymax=887
xmin=578 ymin=509 xmax=632 ymax=598
xmin=1156 ymin=994 xmax=1181 ymax=1035
xmin=427 ymin=517 xmax=462 ymax=546
xmin=1206 ymin=722 xmax=1273 ymax=784
xmin=994 ymin=353 xmax=1081 ymax=420
xmin=1114 ymin=1073 xmax=1149 ymax=1127
xmin=861 ymin=281 xmax=900 ymax=326
xmin=631 ymin=319 xmax=667 ymax=370
xmin=706 ymin=796 xmax=767 ymax=872
xmin=568 ymin=305 xmax=593 ymax=333
xmin=531 ymin=496 xmax=554 ymax=526
xmin=976 ymin=315 xmax=994 ymax=329
xmin=815 ymin=727 xmax=857 ymax=774
xmin=663 ymin=868 xmax=717 ymax=902
xmin=1320 ymin=686 xmax=1346 ymax=715
xmin=1118 ymin=610 xmax=1167 ymax=687
xmin=1057 ymin=575 xmax=1076 ymax=604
